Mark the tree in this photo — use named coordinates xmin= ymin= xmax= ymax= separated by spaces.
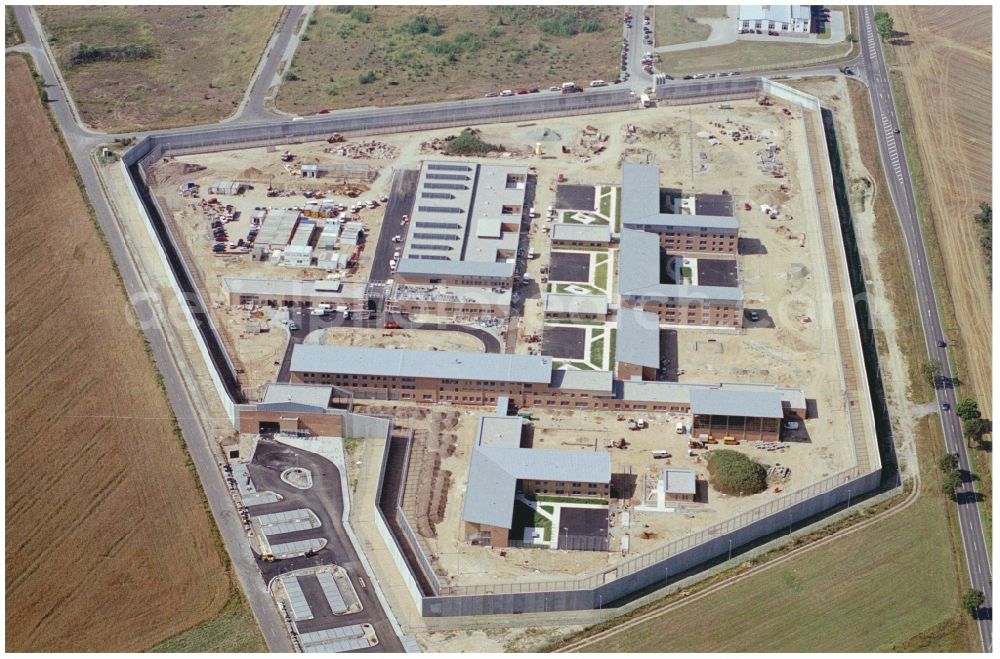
xmin=707 ymin=449 xmax=768 ymax=496
xmin=963 ymin=417 xmax=988 ymax=447
xmin=956 ymin=398 xmax=981 ymax=422
xmin=941 ymin=468 xmax=962 ymax=497
xmin=921 ymin=359 xmax=942 ymax=389
xmin=938 ymin=452 xmax=959 ymax=474
xmin=961 ymin=588 xmax=985 ymax=616
xmin=874 ymin=10 xmax=894 ymax=40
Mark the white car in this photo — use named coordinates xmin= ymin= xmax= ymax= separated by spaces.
xmin=500 ymin=89 xmax=514 ymax=97
xmin=784 ymin=421 xmax=801 ymax=430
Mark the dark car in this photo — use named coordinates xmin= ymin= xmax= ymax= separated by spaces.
xmin=937 ymin=340 xmax=948 ymax=348
xmin=212 ymin=243 xmax=226 ymax=252
xmin=941 ymin=402 xmax=951 ymax=411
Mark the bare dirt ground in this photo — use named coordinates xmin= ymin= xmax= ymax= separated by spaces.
xmin=311 ymin=327 xmax=485 ymax=352
xmin=5 ymin=54 xmax=231 ymax=651
xmin=786 ymin=75 xmax=925 ymax=481
xmin=37 ymin=6 xmax=282 ymax=131
xmin=885 ymin=7 xmax=992 ymax=512
xmin=276 ymin=6 xmax=620 ymax=114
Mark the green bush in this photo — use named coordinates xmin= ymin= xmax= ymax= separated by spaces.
xmin=443 ymin=128 xmax=502 ymax=155
xmin=349 ymin=7 xmax=370 ymax=23
xmin=402 ymin=14 xmax=443 ymax=36
xmin=71 ymin=42 xmax=154 ymax=65
xmin=707 ymin=449 xmax=767 ymax=496
xmin=358 ymin=70 xmax=376 ymax=84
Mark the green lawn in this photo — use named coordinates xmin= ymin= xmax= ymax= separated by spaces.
xmin=530 ymin=495 xmax=609 ymax=506
xmin=150 ymin=588 xmax=266 ymax=652
xmin=588 ymin=336 xmax=605 ymax=367
xmin=652 ymin=5 xmax=727 ymax=47
xmin=562 ymin=210 xmax=609 ymax=225
xmin=593 ymin=261 xmax=608 ymax=288
xmin=614 ymin=190 xmax=622 ymax=233
xmin=608 ymin=328 xmax=617 ymax=366
xmin=550 ymin=282 xmax=605 ymax=296
xmin=512 ymin=501 xmax=551 ymax=543
xmin=563 ymin=418 xmax=976 ymax=652
xmin=599 ymin=189 xmax=612 ymax=218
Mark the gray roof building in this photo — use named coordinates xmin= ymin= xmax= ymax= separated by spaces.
xmin=550 ymin=368 xmax=615 ymax=393
xmin=463 ymin=415 xmax=612 ymax=529
xmin=543 ymin=292 xmax=609 ymax=316
xmin=618 ymin=229 xmax=744 ymax=302
xmin=398 ymin=160 xmax=526 ymax=282
xmin=662 ymin=468 xmax=697 ymax=496
xmin=620 ymin=163 xmax=738 ymax=233
xmin=615 ymin=306 xmax=661 ymax=369
xmin=689 ymin=386 xmax=784 ymax=418
xmin=551 ymin=223 xmax=612 ymax=243
xmin=290 ymin=344 xmax=553 ymax=384
xmin=224 ymin=277 xmax=366 ymax=301
xmin=261 ymin=383 xmax=334 ymax=410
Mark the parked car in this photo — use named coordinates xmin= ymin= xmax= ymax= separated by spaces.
xmin=484 ymin=91 xmax=498 ymax=98
xmin=383 ymin=321 xmax=401 ymax=329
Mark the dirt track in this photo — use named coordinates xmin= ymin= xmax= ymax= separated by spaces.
xmin=5 ymin=55 xmax=230 ymax=651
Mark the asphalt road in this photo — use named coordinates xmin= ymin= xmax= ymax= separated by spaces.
xmin=234 ymin=6 xmax=306 ymax=123
xmin=248 ymin=441 xmax=404 ymax=652
xmin=856 ymin=6 xmax=992 ymax=651
xmin=369 ymin=169 xmax=418 ymax=282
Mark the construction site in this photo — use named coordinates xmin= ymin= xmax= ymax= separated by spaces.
xmin=138 ymin=92 xmax=875 ymax=600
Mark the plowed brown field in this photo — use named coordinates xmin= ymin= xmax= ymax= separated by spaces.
xmin=885 ymin=7 xmax=992 ymax=522
xmin=5 ymin=54 xmax=229 ymax=651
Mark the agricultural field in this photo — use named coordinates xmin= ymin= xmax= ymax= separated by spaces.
xmin=276 ymin=5 xmax=620 ymax=113
xmin=562 ymin=419 xmax=976 ymax=652
xmin=4 ymin=54 xmax=239 ymax=651
xmin=36 ymin=5 xmax=282 ymax=131
xmin=884 ymin=6 xmax=993 ymax=534
xmin=652 ymin=5 xmax=728 ymax=46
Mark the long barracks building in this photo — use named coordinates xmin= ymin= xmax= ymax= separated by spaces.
xmin=288 ymin=345 xmax=805 ymax=441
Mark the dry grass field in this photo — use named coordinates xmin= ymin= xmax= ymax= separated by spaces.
xmin=5 ymin=54 xmax=233 ymax=651
xmin=37 ymin=5 xmax=282 ymax=131
xmin=662 ymin=37 xmax=852 ymax=75
xmin=276 ymin=5 xmax=620 ymax=114
xmin=652 ymin=5 xmax=727 ymax=47
xmin=563 ymin=419 xmax=975 ymax=652
xmin=885 ymin=6 xmax=992 ymax=533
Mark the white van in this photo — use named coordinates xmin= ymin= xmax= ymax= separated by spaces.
xmin=590 ymin=80 xmax=608 ymax=87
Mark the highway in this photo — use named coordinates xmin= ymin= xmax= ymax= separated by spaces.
xmin=855 ymin=5 xmax=992 ymax=651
